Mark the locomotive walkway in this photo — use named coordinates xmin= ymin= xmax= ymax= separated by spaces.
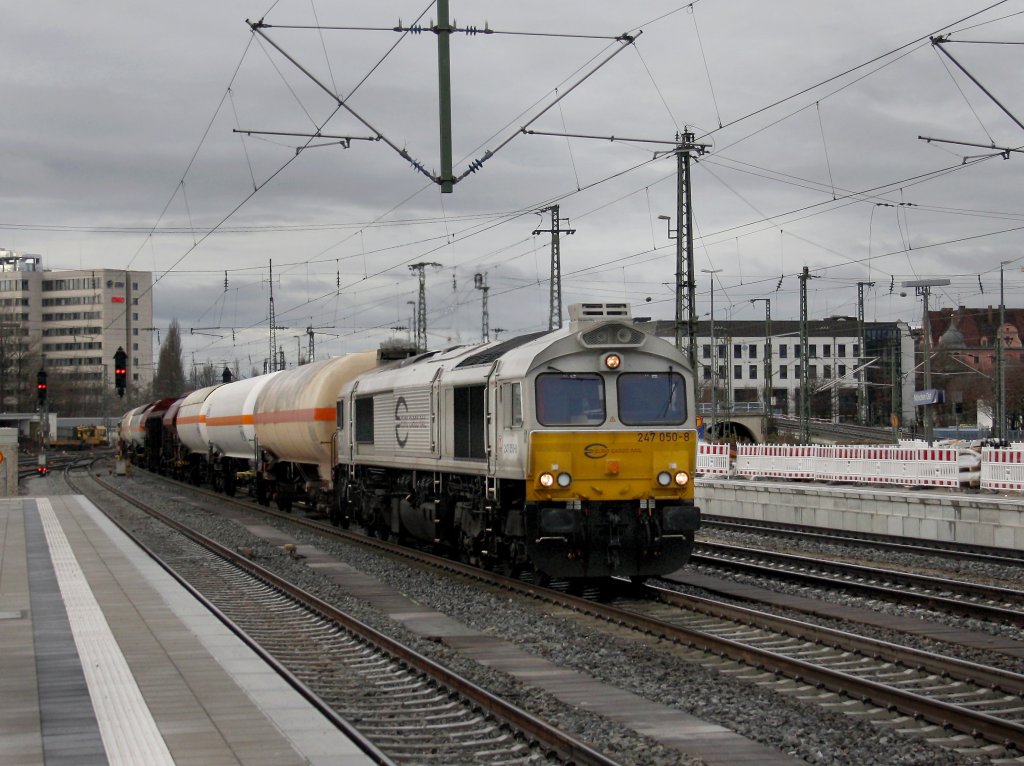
xmin=0 ymin=494 xmax=376 ymax=766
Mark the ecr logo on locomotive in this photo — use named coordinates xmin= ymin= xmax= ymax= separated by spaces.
xmin=583 ymin=443 xmax=609 ymax=459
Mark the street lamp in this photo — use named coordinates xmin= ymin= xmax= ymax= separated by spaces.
xmin=702 ymin=268 xmax=722 ymax=438
xmin=902 ymin=278 xmax=950 ymax=443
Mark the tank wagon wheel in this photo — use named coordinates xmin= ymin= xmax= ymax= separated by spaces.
xmin=255 ymin=476 xmax=270 ymax=507
xmin=223 ymin=467 xmax=236 ymax=498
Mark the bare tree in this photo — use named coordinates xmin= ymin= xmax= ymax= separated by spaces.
xmin=153 ymin=320 xmax=187 ymax=398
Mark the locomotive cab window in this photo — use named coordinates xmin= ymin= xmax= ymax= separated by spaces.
xmin=336 ymin=398 xmax=345 ymax=430
xmin=617 ymin=372 xmax=686 ymax=425
xmin=354 ymin=397 xmax=374 ymax=443
xmin=535 ymin=373 xmax=605 ymax=426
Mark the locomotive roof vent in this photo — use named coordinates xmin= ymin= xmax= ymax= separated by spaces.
xmin=568 ymin=302 xmax=631 ymax=331
xmin=378 ymin=339 xmax=419 ymax=361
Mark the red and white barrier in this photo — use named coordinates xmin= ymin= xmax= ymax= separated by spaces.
xmin=981 ymin=447 xmax=1024 ymax=492
xmin=696 ymin=442 xmax=731 ymax=476
xmin=724 ymin=443 xmax=959 ymax=488
xmin=735 ymin=444 xmax=817 ymax=480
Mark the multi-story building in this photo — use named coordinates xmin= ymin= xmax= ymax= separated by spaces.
xmin=642 ymin=317 xmax=916 ymax=427
xmin=0 ymin=251 xmax=153 ymax=400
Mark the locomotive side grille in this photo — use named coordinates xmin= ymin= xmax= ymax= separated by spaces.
xmin=579 ymin=323 xmax=645 ymax=348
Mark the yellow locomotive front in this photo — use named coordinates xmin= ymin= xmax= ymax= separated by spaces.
xmin=522 ymin=330 xmax=701 ymax=580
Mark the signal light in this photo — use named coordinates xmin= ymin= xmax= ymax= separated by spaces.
xmin=36 ymin=369 xmax=47 ymax=406
xmin=114 ymin=347 xmax=127 ymax=397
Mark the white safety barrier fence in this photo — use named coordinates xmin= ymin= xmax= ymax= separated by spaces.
xmin=696 ymin=442 xmax=731 ymax=476
xmin=706 ymin=443 xmax=961 ymax=488
xmin=981 ymin=445 xmax=1024 ymax=492
xmin=734 ymin=444 xmax=817 ymax=480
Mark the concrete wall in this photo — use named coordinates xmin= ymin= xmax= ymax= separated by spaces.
xmin=696 ymin=478 xmax=1024 ymax=550
xmin=0 ymin=428 xmax=18 ymax=497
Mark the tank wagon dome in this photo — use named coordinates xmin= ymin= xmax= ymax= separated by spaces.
xmin=254 ymin=352 xmax=379 ymax=480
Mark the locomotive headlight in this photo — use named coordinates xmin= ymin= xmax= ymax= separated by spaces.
xmin=539 ymin=472 xmax=555 ymax=488
xmin=656 ymin=470 xmax=672 ymax=487
xmin=603 ymin=353 xmax=622 ymax=370
xmin=556 ymin=471 xmax=572 ymax=488
xmin=674 ymin=471 xmax=690 ymax=487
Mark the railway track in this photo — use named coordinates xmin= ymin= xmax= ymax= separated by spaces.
xmin=701 ymin=514 xmax=1024 ymax=568
xmin=68 ymin=463 xmax=620 ymax=766
xmin=691 ymin=541 xmax=1024 ymax=626
xmin=98 ymin=463 xmax=1024 ymax=759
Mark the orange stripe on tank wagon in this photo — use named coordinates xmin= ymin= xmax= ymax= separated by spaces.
xmin=254 ymin=408 xmax=335 ymax=424
xmin=205 ymin=414 xmax=255 ymax=427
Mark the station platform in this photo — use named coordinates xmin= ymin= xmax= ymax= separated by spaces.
xmin=0 ymin=495 xmax=377 ymax=766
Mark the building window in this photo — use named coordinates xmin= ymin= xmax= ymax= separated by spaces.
xmin=749 ymin=344 xmax=758 ymax=359
xmin=838 ymin=364 xmax=846 ymax=377
xmin=132 ymin=343 xmax=138 ymax=350
xmin=733 ymin=344 xmax=742 ymax=359
xmin=717 ymin=344 xmax=726 ymax=359
xmin=838 ymin=343 xmax=846 ymax=357
xmin=132 ymin=282 xmax=138 ymax=290
xmin=853 ymin=343 xmax=860 ymax=357
xmin=824 ymin=365 xmax=832 ymax=378
xmin=132 ymin=312 xmax=138 ymax=320
xmin=702 ymin=344 xmax=711 ymax=359
xmin=780 ymin=366 xmax=788 ymax=380
xmin=809 ymin=344 xmax=817 ymax=358
xmin=794 ymin=345 xmax=801 ymax=359
xmin=779 ymin=345 xmax=788 ymax=359
xmin=718 ymin=365 xmax=726 ymax=380
xmin=132 ymin=328 xmax=138 ymax=335
xmin=795 ymin=364 xmax=801 ymax=378
xmin=133 ymin=298 xmax=139 ymax=305
xmin=823 ymin=344 xmax=831 ymax=358
xmin=749 ymin=365 xmax=757 ymax=379
xmin=703 ymin=367 xmax=711 ymax=381
xmin=734 ymin=365 xmax=742 ymax=380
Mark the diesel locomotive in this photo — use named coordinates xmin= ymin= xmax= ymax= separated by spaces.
xmin=121 ymin=302 xmax=701 ymax=581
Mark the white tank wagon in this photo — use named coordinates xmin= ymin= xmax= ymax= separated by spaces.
xmin=336 ymin=302 xmax=702 ymax=581
xmin=173 ymin=384 xmax=223 ymax=484
xmin=252 ymin=353 xmax=379 ymax=511
xmin=202 ymin=371 xmax=282 ymax=495
xmin=176 ymin=385 xmax=222 ymax=454
xmin=118 ymin=404 xmax=148 ymax=455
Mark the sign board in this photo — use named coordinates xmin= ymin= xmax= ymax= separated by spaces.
xmin=913 ymin=389 xmax=945 ymax=406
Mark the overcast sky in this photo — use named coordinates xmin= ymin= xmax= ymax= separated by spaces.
xmin=5 ymin=1 xmax=1024 ymax=373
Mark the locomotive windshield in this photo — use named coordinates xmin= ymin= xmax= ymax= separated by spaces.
xmin=535 ymin=373 xmax=605 ymax=425
xmin=617 ymin=371 xmax=687 ymax=425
